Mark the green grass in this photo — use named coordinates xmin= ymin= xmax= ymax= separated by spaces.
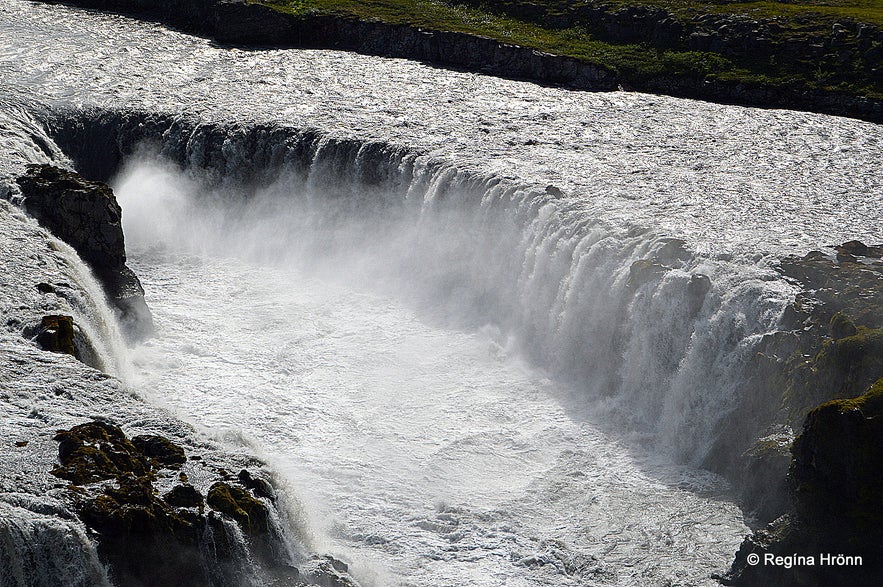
xmin=259 ymin=0 xmax=883 ymax=99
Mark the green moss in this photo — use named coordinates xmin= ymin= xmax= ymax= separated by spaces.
xmin=131 ymin=435 xmax=187 ymax=469
xmin=207 ymin=482 xmax=271 ymax=536
xmin=830 ymin=311 xmax=858 ymax=339
xmin=51 ymin=421 xmax=151 ymax=485
xmin=831 ymin=327 xmax=883 ymax=371
xmin=258 ymin=0 xmax=883 ymax=100
xmin=822 ymin=376 xmax=883 ymax=415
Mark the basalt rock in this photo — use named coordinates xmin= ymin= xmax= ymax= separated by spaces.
xmin=131 ymin=434 xmax=187 ymax=469
xmin=16 ymin=164 xmax=153 ymax=341
xmin=35 ymin=315 xmax=77 ymax=358
xmin=722 ymin=378 xmax=883 ymax=586
xmin=163 ymin=484 xmax=204 ymax=509
xmin=706 ymin=242 xmax=883 ymax=531
xmin=51 ymin=421 xmax=150 ymax=485
xmin=206 ymin=481 xmax=271 ymax=536
xmin=50 ymin=421 xmax=284 ymax=587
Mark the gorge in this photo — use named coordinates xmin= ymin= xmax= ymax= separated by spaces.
xmin=1 ymin=1 xmax=882 ymax=586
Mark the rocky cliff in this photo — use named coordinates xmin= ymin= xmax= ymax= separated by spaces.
xmin=719 ymin=243 xmax=883 ymax=585
xmin=16 ymin=164 xmax=154 ymax=341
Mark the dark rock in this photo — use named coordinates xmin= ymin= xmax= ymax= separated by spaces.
xmin=49 ymin=421 xmax=278 ymax=587
xmin=307 ymin=555 xmax=359 ymax=587
xmin=723 ymin=378 xmax=883 ymax=585
xmin=830 ymin=312 xmax=858 ymax=339
xmin=35 ymin=315 xmax=77 ymax=357
xmin=15 ymin=164 xmax=153 ymax=341
xmin=835 ymin=239 xmax=875 ymax=258
xmin=51 ymin=421 xmax=150 ymax=485
xmin=131 ymin=435 xmax=187 ymax=469
xmin=238 ymin=469 xmax=276 ymax=501
xmin=627 ymin=259 xmax=667 ymax=288
xmin=206 ymin=481 xmax=272 ymax=536
xmin=545 ymin=184 xmax=563 ymax=197
xmin=79 ymin=475 xmax=210 ymax=587
xmin=163 ymin=484 xmax=204 ymax=509
xmin=36 ymin=282 xmax=55 ymax=294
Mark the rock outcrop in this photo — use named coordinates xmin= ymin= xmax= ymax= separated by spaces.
xmin=16 ymin=164 xmax=153 ymax=341
xmin=50 ymin=421 xmax=297 ymax=587
xmin=719 ymin=242 xmax=883 ymax=585
xmin=722 ymin=378 xmax=883 ymax=586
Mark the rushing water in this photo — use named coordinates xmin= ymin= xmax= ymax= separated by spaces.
xmin=116 ymin=158 xmax=749 ymax=586
xmin=2 ymin=0 xmax=883 ymax=585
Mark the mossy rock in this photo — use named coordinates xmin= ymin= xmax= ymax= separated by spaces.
xmin=207 ymin=482 xmax=271 ymax=536
xmin=238 ymin=469 xmax=276 ymax=501
xmin=51 ymin=421 xmax=150 ymax=485
xmin=79 ymin=476 xmax=211 ymax=587
xmin=131 ymin=434 xmax=187 ymax=469
xmin=164 ymin=484 xmax=204 ymax=509
xmin=792 ymin=377 xmax=883 ymax=540
xmin=829 ymin=311 xmax=858 ymax=340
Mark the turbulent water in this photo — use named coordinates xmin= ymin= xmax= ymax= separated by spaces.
xmin=2 ymin=0 xmax=883 ymax=585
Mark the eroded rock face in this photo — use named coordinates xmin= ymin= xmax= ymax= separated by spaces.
xmin=50 ymin=420 xmax=279 ymax=587
xmin=723 ymin=379 xmax=883 ymax=586
xmin=722 ymin=242 xmax=883 ymax=585
xmin=16 ymin=164 xmax=153 ymax=341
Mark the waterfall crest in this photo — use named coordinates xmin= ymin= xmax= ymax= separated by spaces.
xmin=73 ymin=111 xmax=798 ymax=466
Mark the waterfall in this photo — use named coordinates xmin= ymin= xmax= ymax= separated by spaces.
xmin=0 ymin=496 xmax=111 ymax=587
xmin=75 ymin=111 xmax=796 ymax=466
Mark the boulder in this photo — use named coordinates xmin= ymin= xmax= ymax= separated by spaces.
xmin=35 ymin=315 xmax=77 ymax=357
xmin=206 ymin=481 xmax=271 ymax=536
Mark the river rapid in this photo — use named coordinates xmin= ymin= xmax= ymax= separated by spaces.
xmin=2 ymin=0 xmax=883 ymax=586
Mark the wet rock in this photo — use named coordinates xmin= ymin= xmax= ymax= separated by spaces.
xmin=627 ymin=258 xmax=667 ymax=288
xmin=829 ymin=311 xmax=858 ymax=339
xmin=79 ymin=475 xmax=209 ymax=587
xmin=15 ymin=164 xmax=153 ymax=341
xmin=163 ymin=484 xmax=204 ymax=509
xmin=51 ymin=421 xmax=150 ymax=485
xmin=835 ymin=239 xmax=883 ymax=258
xmin=49 ymin=421 xmax=277 ymax=587
xmin=131 ymin=434 xmax=187 ymax=469
xmin=238 ymin=468 xmax=276 ymax=501
xmin=305 ymin=555 xmax=359 ymax=587
xmin=35 ymin=315 xmax=77 ymax=357
xmin=206 ymin=481 xmax=271 ymax=536
xmin=36 ymin=282 xmax=55 ymax=294
xmin=723 ymin=378 xmax=883 ymax=585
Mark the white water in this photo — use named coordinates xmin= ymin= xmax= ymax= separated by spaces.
xmin=115 ymin=155 xmax=752 ymax=586
xmin=2 ymin=0 xmax=882 ymax=584
xmin=0 ymin=496 xmax=110 ymax=587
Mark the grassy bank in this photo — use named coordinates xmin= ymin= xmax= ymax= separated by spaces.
xmin=261 ymin=0 xmax=883 ymax=100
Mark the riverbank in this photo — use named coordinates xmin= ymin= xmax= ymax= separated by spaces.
xmin=43 ymin=0 xmax=883 ymax=121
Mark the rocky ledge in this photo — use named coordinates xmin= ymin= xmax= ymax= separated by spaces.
xmin=717 ymin=242 xmax=883 ymax=585
xmin=15 ymin=164 xmax=153 ymax=341
xmin=48 ymin=420 xmax=360 ymax=587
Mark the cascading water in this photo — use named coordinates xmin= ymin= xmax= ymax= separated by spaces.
xmin=111 ymin=128 xmax=794 ymax=464
xmin=0 ymin=496 xmax=111 ymax=587
xmin=3 ymin=0 xmax=883 ymax=584
xmin=100 ymin=129 xmax=788 ymax=585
